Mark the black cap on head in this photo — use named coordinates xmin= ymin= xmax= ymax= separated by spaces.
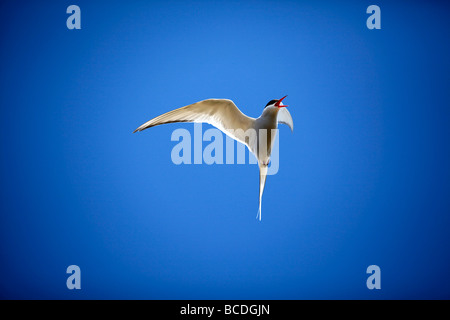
xmin=264 ymin=99 xmax=278 ymax=108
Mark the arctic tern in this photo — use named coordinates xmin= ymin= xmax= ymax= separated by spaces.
xmin=133 ymin=96 xmax=293 ymax=220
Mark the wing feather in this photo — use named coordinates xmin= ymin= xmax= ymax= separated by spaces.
xmin=133 ymin=99 xmax=255 ymax=147
xmin=277 ymin=107 xmax=294 ymax=131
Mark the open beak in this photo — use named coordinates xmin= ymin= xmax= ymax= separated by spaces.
xmin=275 ymin=95 xmax=288 ymax=108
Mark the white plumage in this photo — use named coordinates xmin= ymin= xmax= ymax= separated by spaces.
xmin=134 ymin=97 xmax=293 ymax=220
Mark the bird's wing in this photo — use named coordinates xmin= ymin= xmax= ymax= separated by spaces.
xmin=277 ymin=108 xmax=294 ymax=132
xmin=134 ymin=99 xmax=255 ymax=147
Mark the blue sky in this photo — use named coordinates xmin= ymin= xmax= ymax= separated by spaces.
xmin=1 ymin=0 xmax=449 ymax=299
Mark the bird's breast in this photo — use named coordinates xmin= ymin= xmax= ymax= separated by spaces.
xmin=254 ymin=110 xmax=279 ymax=164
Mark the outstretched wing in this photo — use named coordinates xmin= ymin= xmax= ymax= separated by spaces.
xmin=277 ymin=107 xmax=294 ymax=131
xmin=133 ymin=99 xmax=255 ymax=147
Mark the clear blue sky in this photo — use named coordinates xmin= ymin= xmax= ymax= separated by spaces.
xmin=1 ymin=0 xmax=449 ymax=299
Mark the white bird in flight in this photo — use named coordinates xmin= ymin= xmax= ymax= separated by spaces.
xmin=133 ymin=96 xmax=293 ymax=220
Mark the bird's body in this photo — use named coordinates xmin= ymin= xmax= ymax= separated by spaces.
xmin=134 ymin=97 xmax=293 ymax=220
xmin=254 ymin=106 xmax=279 ymax=164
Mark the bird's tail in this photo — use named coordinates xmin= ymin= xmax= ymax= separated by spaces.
xmin=257 ymin=164 xmax=268 ymax=221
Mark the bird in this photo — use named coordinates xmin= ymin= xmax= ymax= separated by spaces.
xmin=133 ymin=96 xmax=293 ymax=220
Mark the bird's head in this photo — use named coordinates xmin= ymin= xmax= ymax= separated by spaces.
xmin=264 ymin=95 xmax=289 ymax=109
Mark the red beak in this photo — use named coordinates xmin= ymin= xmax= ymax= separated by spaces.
xmin=275 ymin=95 xmax=288 ymax=108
